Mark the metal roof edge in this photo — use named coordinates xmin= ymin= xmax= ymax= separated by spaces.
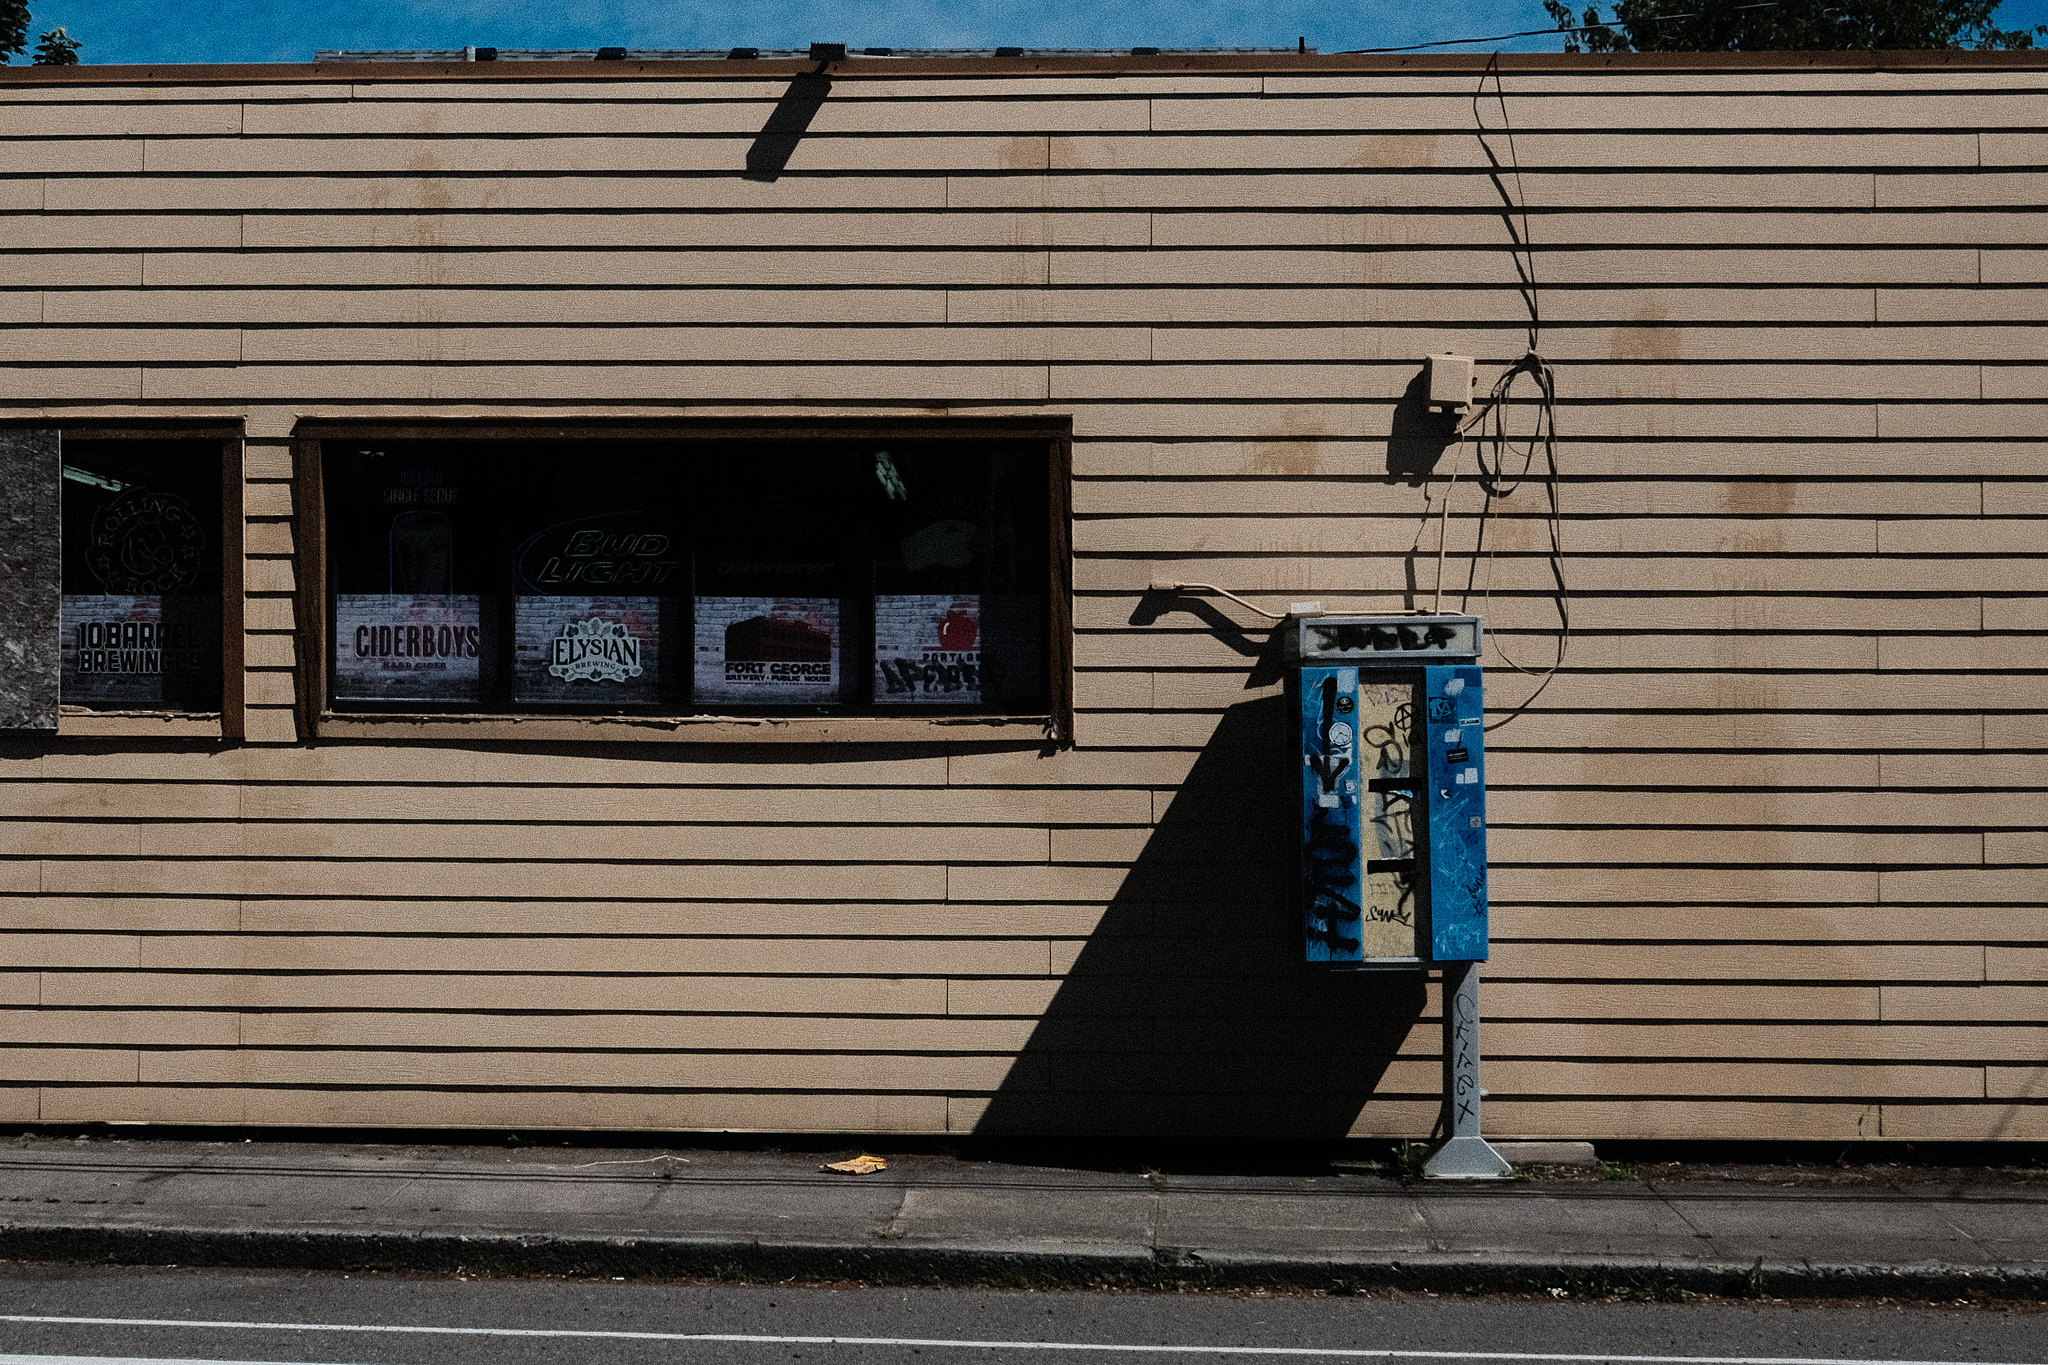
xmin=3 ymin=48 xmax=2048 ymax=83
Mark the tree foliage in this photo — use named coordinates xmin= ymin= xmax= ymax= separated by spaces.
xmin=0 ymin=3 xmax=82 ymax=62
xmin=1544 ymin=0 xmax=2046 ymax=50
xmin=33 ymin=24 xmax=77 ymax=62
xmin=0 ymin=0 xmax=27 ymax=61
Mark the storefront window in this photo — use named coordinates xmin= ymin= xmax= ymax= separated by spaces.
xmin=324 ymin=437 xmax=1050 ymax=716
xmin=58 ymin=439 xmax=224 ymax=712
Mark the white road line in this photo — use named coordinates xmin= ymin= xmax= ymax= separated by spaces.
xmin=0 ymin=1357 xmax=362 ymax=1365
xmin=0 ymin=1316 xmax=2036 ymax=1365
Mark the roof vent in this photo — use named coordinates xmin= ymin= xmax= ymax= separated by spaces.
xmin=994 ymin=45 xmax=1024 ymax=56
xmin=809 ymin=41 xmax=846 ymax=60
xmin=727 ymin=46 xmax=759 ymax=58
xmin=594 ymin=46 xmax=626 ymax=59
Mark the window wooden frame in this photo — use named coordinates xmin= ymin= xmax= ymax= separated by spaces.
xmin=293 ymin=418 xmax=1072 ymax=746
xmin=53 ymin=422 xmax=245 ymax=741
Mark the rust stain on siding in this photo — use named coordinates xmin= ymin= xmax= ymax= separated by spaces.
xmin=1351 ymin=134 xmax=1438 ymax=168
xmin=1721 ymin=480 xmax=1798 ymax=516
xmin=1610 ymin=301 xmax=1683 ymax=362
xmin=1004 ymin=135 xmax=1050 ymax=170
xmin=1251 ymin=410 xmax=1331 ymax=475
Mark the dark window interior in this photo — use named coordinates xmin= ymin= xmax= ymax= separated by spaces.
xmin=58 ymin=439 xmax=224 ymax=711
xmin=324 ymin=438 xmax=1050 ymax=716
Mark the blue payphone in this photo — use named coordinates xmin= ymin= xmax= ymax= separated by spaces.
xmin=1288 ymin=614 xmax=1487 ymax=970
xmin=1286 ymin=613 xmax=1509 ymax=1178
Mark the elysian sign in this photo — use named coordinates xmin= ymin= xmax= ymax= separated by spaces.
xmin=548 ymin=617 xmax=643 ymax=683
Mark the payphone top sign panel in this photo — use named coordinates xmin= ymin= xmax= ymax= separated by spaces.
xmin=1293 ymin=615 xmax=1481 ymax=663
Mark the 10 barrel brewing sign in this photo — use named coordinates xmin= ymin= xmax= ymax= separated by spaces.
xmin=60 ymin=594 xmax=218 ymax=707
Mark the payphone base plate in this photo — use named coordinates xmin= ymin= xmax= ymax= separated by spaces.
xmin=1422 ymin=1135 xmax=1513 ymax=1180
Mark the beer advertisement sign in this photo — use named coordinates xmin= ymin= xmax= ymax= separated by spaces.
xmin=694 ymin=597 xmax=840 ymax=705
xmin=515 ymin=595 xmax=662 ymax=705
xmin=874 ymin=594 xmax=982 ymax=705
xmin=333 ymin=595 xmax=484 ymax=703
xmin=61 ymin=595 xmax=219 ymax=708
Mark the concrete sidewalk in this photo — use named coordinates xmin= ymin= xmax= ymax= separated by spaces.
xmin=0 ymin=1135 xmax=2041 ymax=1299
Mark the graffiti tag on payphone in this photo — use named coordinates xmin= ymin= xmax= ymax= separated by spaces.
xmin=1302 ymin=672 xmax=1363 ymax=960
xmin=1303 ymin=801 xmax=1363 ymax=958
xmin=1359 ymin=683 xmax=1419 ymax=957
xmin=1364 ymin=692 xmax=1417 ymax=869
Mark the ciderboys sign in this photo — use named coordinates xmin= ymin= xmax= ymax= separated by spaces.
xmin=332 ymin=595 xmax=484 ymax=703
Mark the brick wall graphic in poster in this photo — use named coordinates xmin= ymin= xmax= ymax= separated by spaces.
xmin=333 ymin=595 xmax=483 ymax=703
xmin=875 ymin=594 xmax=980 ymax=705
xmin=695 ymin=597 xmax=839 ymax=705
xmin=515 ymin=596 xmax=661 ymax=705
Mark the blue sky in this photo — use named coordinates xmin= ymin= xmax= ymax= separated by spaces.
xmin=33 ymin=0 xmax=2048 ymax=65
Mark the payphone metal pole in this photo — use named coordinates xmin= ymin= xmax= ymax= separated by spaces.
xmin=1422 ymin=960 xmax=1510 ymax=1178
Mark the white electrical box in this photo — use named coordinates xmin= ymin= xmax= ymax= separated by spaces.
xmin=1427 ymin=354 xmax=1474 ymax=412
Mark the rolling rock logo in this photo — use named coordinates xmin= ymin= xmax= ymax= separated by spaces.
xmin=548 ymin=618 xmax=643 ymax=683
xmin=87 ymin=488 xmax=205 ymax=594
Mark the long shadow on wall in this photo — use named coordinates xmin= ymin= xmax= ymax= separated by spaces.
xmin=971 ymin=694 xmax=1428 ymax=1140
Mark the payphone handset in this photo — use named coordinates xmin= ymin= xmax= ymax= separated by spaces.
xmin=1289 ymin=615 xmax=1487 ymax=969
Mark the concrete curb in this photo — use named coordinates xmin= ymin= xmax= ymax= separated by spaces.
xmin=0 ymin=1221 xmax=2040 ymax=1301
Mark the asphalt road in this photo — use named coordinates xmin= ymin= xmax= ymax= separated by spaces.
xmin=0 ymin=1266 xmax=2041 ymax=1365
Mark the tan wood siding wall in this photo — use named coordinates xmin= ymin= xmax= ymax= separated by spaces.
xmin=0 ymin=57 xmax=2042 ymax=1139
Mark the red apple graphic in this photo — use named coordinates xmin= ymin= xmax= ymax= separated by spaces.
xmin=938 ymin=609 xmax=978 ymax=651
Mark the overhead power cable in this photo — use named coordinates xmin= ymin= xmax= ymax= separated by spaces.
xmin=1417 ymin=58 xmax=1570 ymax=733
xmin=1339 ymin=2 xmax=1779 ymax=53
